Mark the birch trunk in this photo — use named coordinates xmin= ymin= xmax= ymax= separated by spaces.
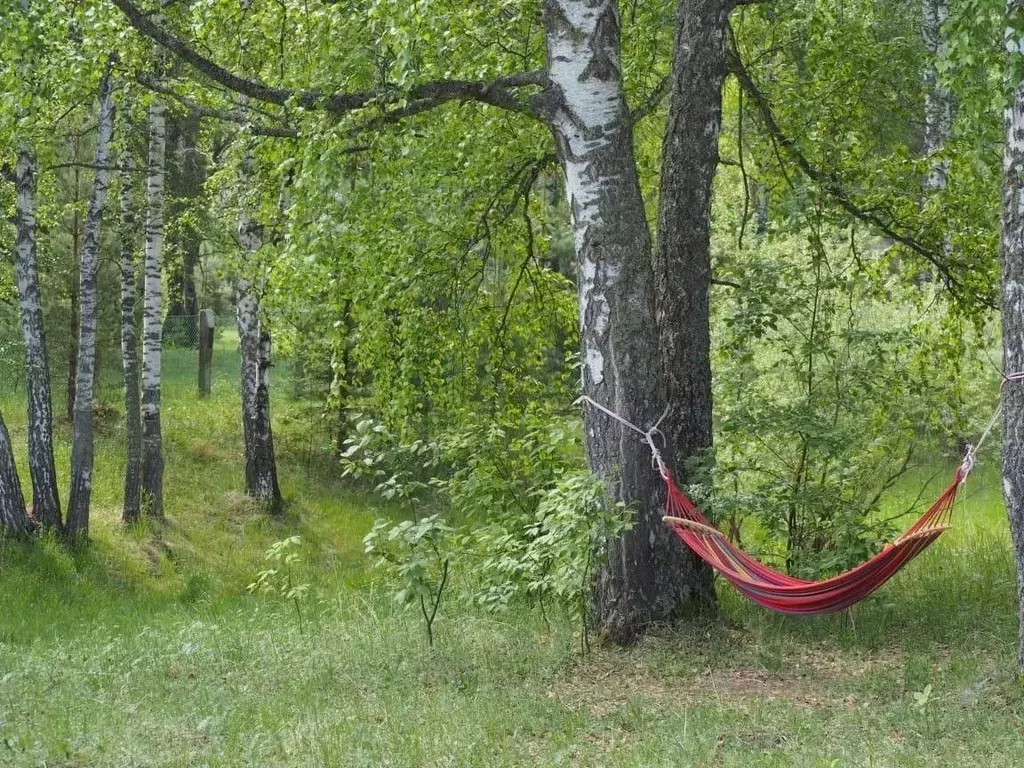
xmin=923 ymin=0 xmax=952 ymax=193
xmin=650 ymin=0 xmax=729 ymax=617
xmin=67 ymin=64 xmax=117 ymax=536
xmin=236 ymin=210 xmax=282 ymax=512
xmin=1001 ymin=3 xmax=1024 ymax=674
xmin=141 ymin=97 xmax=166 ymax=518
xmin=120 ymin=173 xmax=143 ymax=523
xmin=542 ymin=0 xmax=696 ymax=643
xmin=13 ymin=151 xmax=62 ymax=530
xmin=0 ymin=409 xmax=31 ymax=535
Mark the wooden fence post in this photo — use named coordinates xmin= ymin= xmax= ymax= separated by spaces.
xmin=198 ymin=309 xmax=214 ymax=397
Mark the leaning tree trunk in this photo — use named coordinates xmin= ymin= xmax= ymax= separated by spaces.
xmin=649 ymin=0 xmax=730 ymax=616
xmin=13 ymin=150 xmax=62 ymax=530
xmin=923 ymin=0 xmax=952 ymax=194
xmin=542 ymin=0 xmax=697 ymax=644
xmin=67 ymin=62 xmax=116 ymax=536
xmin=1001 ymin=3 xmax=1024 ymax=675
xmin=0 ymin=409 xmax=32 ymax=535
xmin=236 ymin=204 xmax=282 ymax=512
xmin=141 ymin=96 xmax=166 ymax=518
xmin=120 ymin=172 xmax=143 ymax=523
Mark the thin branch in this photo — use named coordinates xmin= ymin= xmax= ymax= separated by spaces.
xmin=737 ymin=85 xmax=751 ymax=250
xmin=629 ymin=74 xmax=671 ymax=126
xmin=711 ymin=277 xmax=742 ymax=289
xmin=42 ymin=162 xmax=145 ymax=173
xmin=726 ymin=48 xmax=988 ymax=306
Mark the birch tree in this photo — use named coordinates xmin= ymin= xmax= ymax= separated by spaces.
xmin=1001 ymin=0 xmax=1024 ymax=675
xmin=141 ymin=95 xmax=166 ymax=518
xmin=537 ymin=0 xmax=700 ymax=642
xmin=0 ymin=409 xmax=32 ymax=535
xmin=120 ymin=171 xmax=143 ymax=523
xmin=67 ymin=60 xmax=117 ymax=536
xmin=648 ymin=0 xmax=731 ymax=619
xmin=13 ymin=150 xmax=61 ymax=530
xmin=923 ymin=0 xmax=952 ymax=193
xmin=236 ymin=158 xmax=282 ymax=511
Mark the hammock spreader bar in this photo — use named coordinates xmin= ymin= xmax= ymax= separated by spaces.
xmin=580 ymin=395 xmax=987 ymax=616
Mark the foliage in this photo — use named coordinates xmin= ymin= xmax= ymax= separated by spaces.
xmin=364 ymin=515 xmax=452 ymax=647
xmin=707 ymin=221 xmax=991 ymax=577
xmin=351 ymin=409 xmax=630 ymax=643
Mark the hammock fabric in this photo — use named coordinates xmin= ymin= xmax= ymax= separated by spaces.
xmin=660 ymin=467 xmax=962 ymax=615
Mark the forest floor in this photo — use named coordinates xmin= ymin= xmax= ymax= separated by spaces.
xmin=1 ymin=336 xmax=1023 ymax=767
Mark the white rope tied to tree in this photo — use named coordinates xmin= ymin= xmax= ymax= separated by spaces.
xmin=958 ymin=371 xmax=1024 ymax=484
xmin=579 ymin=396 xmax=671 ymax=480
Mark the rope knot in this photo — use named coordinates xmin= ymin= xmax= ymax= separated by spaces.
xmin=580 ymin=395 xmax=672 ymax=480
xmin=957 ymin=444 xmax=976 ymax=485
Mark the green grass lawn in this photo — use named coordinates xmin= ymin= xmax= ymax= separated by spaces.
xmin=1 ymin=337 xmax=1023 ymax=766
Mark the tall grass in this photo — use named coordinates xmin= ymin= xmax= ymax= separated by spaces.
xmin=1 ymin=336 xmax=1023 ymax=766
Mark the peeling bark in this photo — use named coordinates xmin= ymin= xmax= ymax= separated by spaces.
xmin=542 ymin=0 xmax=693 ymax=644
xmin=236 ymin=190 xmax=282 ymax=512
xmin=141 ymin=96 xmax=166 ymax=518
xmin=651 ymin=0 xmax=729 ymax=618
xmin=120 ymin=172 xmax=143 ymax=523
xmin=13 ymin=150 xmax=62 ymax=530
xmin=67 ymin=62 xmax=117 ymax=537
xmin=1002 ymin=3 xmax=1024 ymax=675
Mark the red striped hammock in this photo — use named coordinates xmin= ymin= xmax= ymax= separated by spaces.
xmin=583 ymin=396 xmax=985 ymax=616
xmin=661 ymin=467 xmax=959 ymax=615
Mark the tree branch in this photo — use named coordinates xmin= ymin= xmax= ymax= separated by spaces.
xmin=726 ymin=47 xmax=981 ymax=303
xmin=629 ymin=74 xmax=671 ymax=126
xmin=112 ymin=0 xmax=546 ymax=119
xmin=135 ymin=74 xmax=299 ymax=137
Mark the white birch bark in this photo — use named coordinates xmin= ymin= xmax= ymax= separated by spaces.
xmin=13 ymin=150 xmax=61 ymax=529
xmin=1001 ymin=1 xmax=1024 ymax=675
xmin=120 ymin=171 xmax=143 ymax=523
xmin=141 ymin=96 xmax=166 ymax=518
xmin=923 ymin=0 xmax=952 ymax=192
xmin=236 ymin=180 xmax=282 ymax=511
xmin=67 ymin=61 xmax=116 ymax=536
xmin=541 ymin=0 xmax=690 ymax=643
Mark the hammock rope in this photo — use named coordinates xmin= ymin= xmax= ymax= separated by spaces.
xmin=581 ymin=380 xmax=1019 ymax=616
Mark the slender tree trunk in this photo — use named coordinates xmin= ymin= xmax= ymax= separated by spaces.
xmin=923 ymin=0 xmax=952 ymax=193
xmin=67 ymin=284 xmax=79 ymax=422
xmin=120 ymin=172 xmax=143 ymax=523
xmin=236 ymin=205 xmax=282 ymax=511
xmin=1001 ymin=2 xmax=1024 ymax=675
xmin=542 ymin=0 xmax=693 ymax=644
xmin=0 ymin=409 xmax=32 ymax=535
xmin=333 ymin=299 xmax=355 ymax=453
xmin=13 ymin=150 xmax=62 ymax=530
xmin=166 ymin=112 xmax=204 ymax=319
xmin=68 ymin=135 xmax=82 ymax=424
xmin=650 ymin=0 xmax=730 ymax=616
xmin=141 ymin=96 xmax=166 ymax=518
xmin=67 ymin=63 xmax=117 ymax=537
